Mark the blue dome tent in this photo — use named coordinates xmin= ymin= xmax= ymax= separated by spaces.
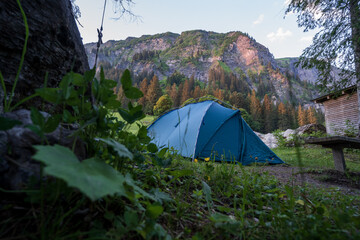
xmin=147 ymin=100 xmax=283 ymax=165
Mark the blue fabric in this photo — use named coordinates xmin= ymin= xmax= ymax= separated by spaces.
xmin=147 ymin=101 xmax=284 ymax=165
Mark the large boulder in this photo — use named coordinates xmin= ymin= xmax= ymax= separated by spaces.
xmin=0 ymin=0 xmax=89 ymax=111
xmin=0 ymin=110 xmax=86 ymax=190
xmin=295 ymin=124 xmax=326 ymax=135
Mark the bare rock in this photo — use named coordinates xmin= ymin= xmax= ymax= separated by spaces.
xmin=282 ymin=129 xmax=296 ymax=139
xmin=255 ymin=132 xmax=278 ymax=148
xmin=0 ymin=109 xmax=86 ymax=190
xmin=295 ymin=124 xmax=326 ymax=135
xmin=0 ymin=0 xmax=89 ymax=111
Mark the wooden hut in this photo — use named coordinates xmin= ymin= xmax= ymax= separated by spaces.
xmin=312 ymin=85 xmax=359 ymax=135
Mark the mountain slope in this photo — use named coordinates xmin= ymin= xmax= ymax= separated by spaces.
xmin=84 ymin=30 xmax=319 ymax=103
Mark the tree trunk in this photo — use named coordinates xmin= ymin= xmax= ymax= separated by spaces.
xmin=0 ymin=0 xmax=89 ymax=111
xmin=349 ymin=0 xmax=360 ymax=137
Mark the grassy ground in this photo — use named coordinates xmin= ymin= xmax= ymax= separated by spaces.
xmin=273 ymin=146 xmax=360 ymax=171
xmin=111 ymin=113 xmax=157 ymax=133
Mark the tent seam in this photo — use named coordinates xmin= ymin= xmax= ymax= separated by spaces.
xmin=191 ymin=101 xmax=215 ymax=160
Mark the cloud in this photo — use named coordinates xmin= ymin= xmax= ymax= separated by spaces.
xmin=300 ymin=36 xmax=313 ymax=43
xmin=267 ymin=28 xmax=293 ymax=42
xmin=253 ymin=14 xmax=264 ymax=25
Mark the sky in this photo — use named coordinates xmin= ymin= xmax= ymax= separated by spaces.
xmin=75 ymin=0 xmax=317 ymax=59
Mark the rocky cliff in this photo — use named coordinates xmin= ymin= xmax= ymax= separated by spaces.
xmin=84 ymin=30 xmax=321 ymax=103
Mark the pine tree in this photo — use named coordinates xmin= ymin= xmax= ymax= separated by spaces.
xmin=193 ymin=86 xmax=202 ymax=99
xmin=138 ymin=78 xmax=148 ymax=108
xmin=307 ymin=107 xmax=317 ymax=124
xmin=169 ymin=83 xmax=178 ymax=107
xmin=297 ymin=105 xmax=307 ymax=126
xmin=146 ymin=75 xmax=162 ymax=114
xmin=181 ymin=79 xmax=191 ymax=104
xmin=249 ymin=89 xmax=263 ymax=132
xmin=263 ymin=94 xmax=274 ymax=133
xmin=277 ymin=102 xmax=288 ymax=130
xmin=176 ymin=83 xmax=184 ymax=106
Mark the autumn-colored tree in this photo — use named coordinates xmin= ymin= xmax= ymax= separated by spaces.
xmin=262 ymin=94 xmax=274 ymax=133
xmin=169 ymin=83 xmax=178 ymax=107
xmin=181 ymin=79 xmax=191 ymax=104
xmin=297 ymin=105 xmax=307 ymax=126
xmin=213 ymin=88 xmax=224 ymax=100
xmin=153 ymin=94 xmax=173 ymax=115
xmin=193 ymin=85 xmax=202 ymax=99
xmin=138 ymin=78 xmax=148 ymax=108
xmin=277 ymin=102 xmax=288 ymax=130
xmin=176 ymin=83 xmax=184 ymax=106
xmin=249 ymin=90 xmax=262 ymax=120
xmin=146 ymin=75 xmax=162 ymax=114
xmin=307 ymin=107 xmax=317 ymax=124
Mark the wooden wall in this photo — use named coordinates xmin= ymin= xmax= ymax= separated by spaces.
xmin=323 ymin=93 xmax=359 ymax=135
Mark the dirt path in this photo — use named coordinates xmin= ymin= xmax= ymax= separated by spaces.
xmin=256 ymin=165 xmax=360 ymax=195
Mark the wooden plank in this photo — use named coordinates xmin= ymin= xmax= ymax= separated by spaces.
xmin=305 ymin=136 xmax=360 ymax=149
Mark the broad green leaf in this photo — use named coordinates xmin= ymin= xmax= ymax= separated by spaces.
xmin=102 ymin=78 xmax=117 ymax=88
xmin=124 ymin=209 xmax=139 ymax=229
xmin=158 ymin=148 xmax=169 ymax=158
xmin=202 ymin=181 xmax=213 ymax=211
xmin=124 ymin=87 xmax=143 ymax=99
xmin=44 ymin=114 xmax=61 ymax=133
xmin=0 ymin=116 xmax=22 ymax=130
xmin=33 ymin=145 xmax=129 ymax=201
xmin=147 ymin=143 xmax=158 ymax=153
xmin=150 ymin=188 xmax=172 ymax=204
xmin=121 ymin=69 xmax=132 ymax=90
xmin=146 ymin=204 xmax=163 ymax=219
xmin=26 ymin=124 xmax=43 ymax=137
xmin=105 ymin=99 xmax=122 ymax=109
xmin=59 ymin=73 xmax=73 ymax=100
xmin=96 ymin=138 xmax=133 ymax=160
xmin=30 ymin=107 xmax=45 ymax=127
xmin=36 ymin=88 xmax=61 ymax=103
xmin=118 ymin=108 xmax=136 ymax=124
xmin=71 ymin=73 xmax=86 ymax=86
xmin=84 ymin=68 xmax=96 ymax=83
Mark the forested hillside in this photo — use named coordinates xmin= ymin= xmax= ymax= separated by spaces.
xmin=84 ymin=30 xmax=325 ymax=133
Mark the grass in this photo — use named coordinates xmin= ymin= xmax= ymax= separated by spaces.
xmin=273 ymin=146 xmax=360 ymax=171
xmin=111 ymin=113 xmax=157 ymax=133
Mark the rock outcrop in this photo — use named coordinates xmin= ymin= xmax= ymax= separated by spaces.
xmin=0 ymin=110 xmax=86 ymax=190
xmin=84 ymin=30 xmax=328 ymax=103
xmin=0 ymin=0 xmax=89 ymax=111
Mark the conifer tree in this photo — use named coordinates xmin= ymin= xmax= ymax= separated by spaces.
xmin=277 ymin=102 xmax=288 ymax=130
xmin=146 ymin=75 xmax=162 ymax=114
xmin=181 ymin=79 xmax=191 ymax=104
xmin=177 ymin=83 xmax=184 ymax=106
xmin=297 ymin=105 xmax=307 ymax=126
xmin=250 ymin=90 xmax=262 ymax=120
xmin=263 ymin=94 xmax=274 ymax=133
xmin=138 ymin=78 xmax=148 ymax=108
xmin=307 ymin=107 xmax=317 ymax=124
xmin=169 ymin=83 xmax=178 ymax=107
xmin=193 ymin=86 xmax=202 ymax=99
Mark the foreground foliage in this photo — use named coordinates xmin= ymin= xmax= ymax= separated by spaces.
xmin=1 ymin=67 xmax=360 ymax=239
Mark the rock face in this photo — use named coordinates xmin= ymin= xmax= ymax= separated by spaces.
xmin=84 ymin=30 xmax=327 ymax=103
xmin=0 ymin=0 xmax=89 ymax=110
xmin=0 ymin=110 xmax=86 ymax=190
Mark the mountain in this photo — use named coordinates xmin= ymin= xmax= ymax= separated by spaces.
xmin=84 ymin=30 xmax=319 ymax=104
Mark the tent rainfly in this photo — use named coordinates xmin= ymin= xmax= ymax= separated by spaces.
xmin=147 ymin=101 xmax=283 ymax=165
